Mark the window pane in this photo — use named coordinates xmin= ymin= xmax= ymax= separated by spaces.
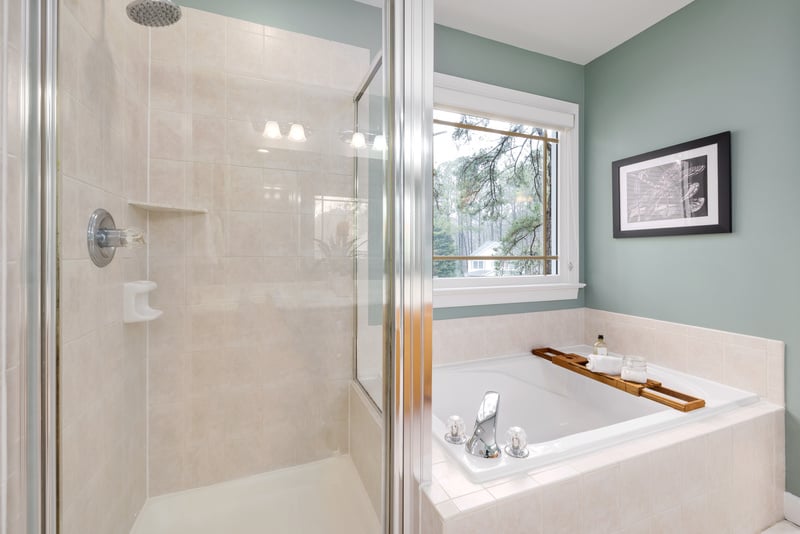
xmin=433 ymin=109 xmax=558 ymax=278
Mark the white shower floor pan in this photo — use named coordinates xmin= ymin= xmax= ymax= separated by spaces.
xmin=130 ymin=455 xmax=379 ymax=534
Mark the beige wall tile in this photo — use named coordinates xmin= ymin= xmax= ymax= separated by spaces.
xmin=263 ymin=33 xmax=299 ymax=82
xmin=540 ymin=478 xmax=581 ymax=534
xmin=226 ymin=29 xmax=263 ymax=77
xmin=432 ymin=309 xmax=585 ymax=366
xmin=186 ymin=10 xmax=225 ymax=68
xmin=724 ymin=343 xmax=768 ymax=397
xmin=190 ymin=67 xmax=226 ymax=116
xmin=76 ymin=103 xmax=105 ymax=186
xmin=685 ymin=333 xmax=724 ymax=382
xmin=151 ymin=110 xmax=190 ymax=161
xmin=767 ymin=340 xmax=786 ymax=405
xmin=651 ymin=325 xmax=688 ymax=371
xmin=584 ymin=309 xmax=784 ymax=402
xmin=151 ymin=60 xmax=188 ymax=112
xmin=349 ymin=384 xmax=383 ymax=517
xmin=149 ymin=158 xmax=186 ymax=205
xmin=191 ymin=115 xmax=226 ymax=163
xmin=151 ymin=15 xmax=186 ymax=63
xmin=578 ymin=464 xmax=621 ymax=533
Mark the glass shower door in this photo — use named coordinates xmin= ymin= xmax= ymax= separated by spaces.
xmin=55 ymin=1 xmax=391 ymax=533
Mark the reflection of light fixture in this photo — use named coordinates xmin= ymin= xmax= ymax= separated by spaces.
xmin=351 ymin=132 xmax=366 ymax=149
xmin=341 ymin=130 xmax=386 ymax=151
xmin=257 ymin=148 xmax=270 ymax=154
xmin=288 ymin=123 xmax=306 ymax=142
xmin=372 ymin=134 xmax=387 ymax=151
xmin=262 ymin=121 xmax=282 ymax=139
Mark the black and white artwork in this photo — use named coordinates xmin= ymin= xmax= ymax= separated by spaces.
xmin=612 ymin=132 xmax=731 ymax=238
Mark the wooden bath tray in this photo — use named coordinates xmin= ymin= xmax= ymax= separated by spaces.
xmin=531 ymin=347 xmax=705 ymax=412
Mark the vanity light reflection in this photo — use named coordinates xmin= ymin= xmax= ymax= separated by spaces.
xmin=288 ymin=123 xmax=307 ymax=142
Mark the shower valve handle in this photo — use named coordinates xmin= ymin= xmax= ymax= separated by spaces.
xmin=87 ymin=208 xmax=145 ymax=267
xmin=95 ymin=227 xmax=145 ymax=249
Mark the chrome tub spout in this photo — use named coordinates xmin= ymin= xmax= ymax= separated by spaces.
xmin=465 ymin=391 xmax=500 ymax=458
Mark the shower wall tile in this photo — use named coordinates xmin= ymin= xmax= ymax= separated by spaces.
xmin=150 ymin=109 xmax=190 ymax=161
xmin=225 ymin=29 xmax=264 ymax=77
xmin=189 ymin=67 xmax=226 ymax=117
xmin=146 ymin=7 xmax=372 ymax=495
xmin=56 ymin=1 xmax=150 ymax=533
xmin=150 ymin=60 xmax=188 ymax=112
xmin=150 ymin=12 xmax=186 ymax=63
xmin=149 ymin=157 xmax=186 ymax=205
xmin=190 ymin=114 xmax=227 ymax=163
xmin=185 ymin=9 xmax=226 ymax=69
xmin=349 ymin=383 xmax=383 ymax=518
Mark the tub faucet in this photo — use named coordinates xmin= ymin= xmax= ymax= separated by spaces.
xmin=465 ymin=391 xmax=501 ymax=458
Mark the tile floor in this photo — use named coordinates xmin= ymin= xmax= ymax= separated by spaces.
xmin=764 ymin=521 xmax=800 ymax=533
xmin=130 ymin=455 xmax=379 ymax=534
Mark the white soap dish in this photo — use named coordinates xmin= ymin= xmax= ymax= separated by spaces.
xmin=123 ymin=281 xmax=163 ymax=323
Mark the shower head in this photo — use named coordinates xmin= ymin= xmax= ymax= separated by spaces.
xmin=126 ymin=0 xmax=182 ymax=27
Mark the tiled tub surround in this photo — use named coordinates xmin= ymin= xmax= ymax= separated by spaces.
xmin=433 ymin=308 xmax=785 ymax=406
xmin=428 ymin=309 xmax=786 ymax=532
xmin=433 ymin=308 xmax=586 ymax=366
xmin=423 ymin=400 xmax=784 ymax=534
xmin=584 ymin=308 xmax=785 ymax=406
xmin=433 ymin=349 xmax=759 ymax=483
xmin=144 ymin=8 xmax=370 ymax=495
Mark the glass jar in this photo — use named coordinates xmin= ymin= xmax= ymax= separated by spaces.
xmin=622 ymin=355 xmax=647 ymax=372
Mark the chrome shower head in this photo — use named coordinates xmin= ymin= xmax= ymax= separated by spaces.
xmin=126 ymin=0 xmax=182 ymax=27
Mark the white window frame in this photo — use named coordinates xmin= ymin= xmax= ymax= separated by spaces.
xmin=433 ymin=73 xmax=584 ymax=308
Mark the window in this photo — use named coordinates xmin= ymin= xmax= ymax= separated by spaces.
xmin=433 ymin=74 xmax=583 ymax=307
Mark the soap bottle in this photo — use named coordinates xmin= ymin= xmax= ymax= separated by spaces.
xmin=593 ymin=334 xmax=607 ymax=355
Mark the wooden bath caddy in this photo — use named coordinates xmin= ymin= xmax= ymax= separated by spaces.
xmin=530 ymin=347 xmax=705 ymax=412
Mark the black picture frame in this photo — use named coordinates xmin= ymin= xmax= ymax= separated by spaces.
xmin=612 ymin=131 xmax=731 ymax=238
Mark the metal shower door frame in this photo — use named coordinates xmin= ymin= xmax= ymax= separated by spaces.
xmin=21 ymin=0 xmax=58 ymax=532
xmin=384 ymin=0 xmax=434 ymax=532
xmin=27 ymin=0 xmax=434 ymax=531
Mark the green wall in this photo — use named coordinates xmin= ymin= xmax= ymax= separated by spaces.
xmin=180 ymin=0 xmax=381 ymax=52
xmin=584 ymin=0 xmax=800 ymax=493
xmin=433 ymin=25 xmax=586 ymax=320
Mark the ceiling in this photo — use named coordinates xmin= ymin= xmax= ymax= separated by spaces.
xmin=431 ymin=0 xmax=694 ymax=65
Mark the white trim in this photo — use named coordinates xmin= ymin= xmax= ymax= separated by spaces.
xmin=434 ymin=283 xmax=585 ymax=308
xmin=785 ymin=492 xmax=800 ymax=526
xmin=434 ymin=73 xmax=576 ymax=129
xmin=432 ymin=73 xmax=581 ymax=308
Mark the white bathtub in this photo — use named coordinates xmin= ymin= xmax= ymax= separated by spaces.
xmin=432 ymin=345 xmax=759 ymax=483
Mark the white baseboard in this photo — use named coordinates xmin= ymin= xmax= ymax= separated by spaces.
xmin=785 ymin=492 xmax=800 ymax=526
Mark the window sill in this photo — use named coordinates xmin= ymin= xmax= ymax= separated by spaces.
xmin=433 ymin=282 xmax=585 ymax=308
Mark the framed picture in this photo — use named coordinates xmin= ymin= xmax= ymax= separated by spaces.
xmin=612 ymin=131 xmax=731 ymax=238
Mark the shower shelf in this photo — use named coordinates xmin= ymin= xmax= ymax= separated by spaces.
xmin=128 ymin=200 xmax=208 ymax=214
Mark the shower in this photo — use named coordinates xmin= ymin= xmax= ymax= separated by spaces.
xmin=5 ymin=0 xmax=433 ymax=531
xmin=126 ymin=0 xmax=182 ymax=27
